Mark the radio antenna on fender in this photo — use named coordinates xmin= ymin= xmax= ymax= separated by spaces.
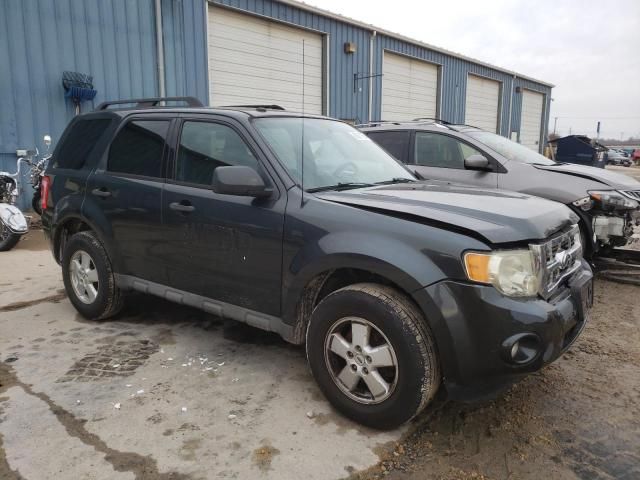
xmin=300 ymin=39 xmax=306 ymax=206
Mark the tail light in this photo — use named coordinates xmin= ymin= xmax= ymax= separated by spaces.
xmin=41 ymin=175 xmax=51 ymax=211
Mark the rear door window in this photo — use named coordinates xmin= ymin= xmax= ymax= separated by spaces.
xmin=53 ymin=118 xmax=111 ymax=169
xmin=366 ymin=131 xmax=410 ymax=162
xmin=108 ymin=120 xmax=169 ymax=178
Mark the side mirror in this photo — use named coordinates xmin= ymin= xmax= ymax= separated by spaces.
xmin=464 ymin=154 xmax=491 ymax=171
xmin=43 ymin=135 xmax=52 ymax=148
xmin=212 ymin=166 xmax=272 ymax=198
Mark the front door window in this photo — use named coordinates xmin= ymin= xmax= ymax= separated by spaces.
xmin=415 ymin=132 xmax=483 ymax=169
xmin=176 ymin=121 xmax=260 ymax=186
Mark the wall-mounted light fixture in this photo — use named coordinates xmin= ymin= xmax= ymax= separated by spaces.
xmin=344 ymin=42 xmax=357 ymax=54
xmin=515 ymin=86 xmax=522 ymax=93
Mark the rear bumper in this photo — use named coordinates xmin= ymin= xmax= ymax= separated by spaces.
xmin=416 ymin=261 xmax=593 ymax=401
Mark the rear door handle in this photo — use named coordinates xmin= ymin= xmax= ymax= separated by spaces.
xmin=169 ymin=201 xmax=195 ymax=213
xmin=91 ymin=187 xmax=112 ymax=198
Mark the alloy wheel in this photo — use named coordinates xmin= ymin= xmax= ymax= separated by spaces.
xmin=324 ymin=317 xmax=398 ymax=404
xmin=69 ymin=250 xmax=99 ymax=304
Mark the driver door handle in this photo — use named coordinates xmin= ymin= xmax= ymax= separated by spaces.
xmin=91 ymin=187 xmax=112 ymax=198
xmin=169 ymin=201 xmax=195 ymax=213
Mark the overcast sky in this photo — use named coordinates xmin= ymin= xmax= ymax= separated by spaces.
xmin=308 ymin=0 xmax=640 ymax=140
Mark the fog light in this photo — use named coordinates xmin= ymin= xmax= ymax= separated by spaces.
xmin=502 ymin=333 xmax=541 ymax=365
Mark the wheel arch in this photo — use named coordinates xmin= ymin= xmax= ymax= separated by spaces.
xmin=284 ymin=257 xmax=437 ymax=345
xmin=52 ymin=213 xmax=121 ymax=271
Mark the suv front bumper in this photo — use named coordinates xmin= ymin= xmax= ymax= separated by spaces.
xmin=417 ymin=261 xmax=593 ymax=401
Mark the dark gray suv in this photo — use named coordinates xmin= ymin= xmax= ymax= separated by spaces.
xmin=42 ymin=99 xmax=592 ymax=429
xmin=361 ymin=121 xmax=640 ymax=257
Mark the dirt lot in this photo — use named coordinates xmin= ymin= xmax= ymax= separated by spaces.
xmin=608 ymin=164 xmax=640 ymax=181
xmin=354 ymin=276 xmax=640 ymax=480
xmin=1 ymin=230 xmax=639 ymax=480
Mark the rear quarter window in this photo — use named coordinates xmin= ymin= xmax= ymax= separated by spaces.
xmin=365 ymin=131 xmax=410 ymax=163
xmin=52 ymin=118 xmax=112 ymax=169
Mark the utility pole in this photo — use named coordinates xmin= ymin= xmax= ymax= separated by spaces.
xmin=553 ymin=117 xmax=558 ymax=135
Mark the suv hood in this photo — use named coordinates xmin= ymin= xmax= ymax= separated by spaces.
xmin=534 ymin=163 xmax=640 ymax=190
xmin=315 ymin=183 xmax=578 ymax=245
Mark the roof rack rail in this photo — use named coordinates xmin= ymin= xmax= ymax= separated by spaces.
xmin=356 ymin=119 xmax=450 ymax=128
xmin=412 ymin=117 xmax=452 ymax=125
xmin=219 ymin=104 xmax=286 ymax=111
xmin=95 ymin=96 xmax=204 ymax=111
xmin=354 ymin=120 xmax=405 ymax=128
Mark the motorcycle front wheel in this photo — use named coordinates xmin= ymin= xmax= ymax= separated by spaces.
xmin=0 ymin=222 xmax=21 ymax=251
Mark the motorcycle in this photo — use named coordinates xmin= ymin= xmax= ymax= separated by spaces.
xmin=0 ymin=135 xmax=52 ymax=251
xmin=31 ymin=135 xmax=53 ymax=215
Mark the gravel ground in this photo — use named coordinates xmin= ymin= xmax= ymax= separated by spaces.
xmin=352 ymin=278 xmax=640 ymax=480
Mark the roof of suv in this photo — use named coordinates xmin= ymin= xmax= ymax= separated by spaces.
xmin=89 ymin=97 xmax=331 ymax=121
xmin=358 ymin=121 xmax=482 ymax=133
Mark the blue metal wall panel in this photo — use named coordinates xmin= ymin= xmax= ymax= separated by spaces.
xmin=163 ymin=0 xmax=209 ymax=103
xmin=0 ymin=0 xmax=208 ymax=208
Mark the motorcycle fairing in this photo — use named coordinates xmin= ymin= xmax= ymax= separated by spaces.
xmin=0 ymin=203 xmax=28 ymax=234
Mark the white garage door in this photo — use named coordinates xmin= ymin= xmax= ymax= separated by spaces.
xmin=381 ymin=52 xmax=439 ymax=121
xmin=465 ymin=75 xmax=500 ymax=132
xmin=207 ymin=6 xmax=323 ymax=114
xmin=520 ymin=90 xmax=545 ymax=151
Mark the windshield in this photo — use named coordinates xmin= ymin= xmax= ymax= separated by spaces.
xmin=254 ymin=118 xmax=415 ymax=190
xmin=467 ymin=130 xmax=557 ymax=166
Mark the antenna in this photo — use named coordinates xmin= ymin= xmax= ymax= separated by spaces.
xmin=300 ymin=39 xmax=306 ymax=206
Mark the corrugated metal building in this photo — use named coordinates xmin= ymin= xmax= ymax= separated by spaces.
xmin=0 ymin=0 xmax=553 ymax=208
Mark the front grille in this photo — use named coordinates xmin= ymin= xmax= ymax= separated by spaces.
xmin=621 ymin=190 xmax=640 ymax=201
xmin=531 ymin=225 xmax=583 ymax=298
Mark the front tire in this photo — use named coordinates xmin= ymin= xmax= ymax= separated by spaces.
xmin=306 ymin=283 xmax=440 ymax=429
xmin=62 ymin=231 xmax=124 ymax=320
xmin=0 ymin=223 xmax=21 ymax=251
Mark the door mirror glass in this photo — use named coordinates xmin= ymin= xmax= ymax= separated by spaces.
xmin=464 ymin=154 xmax=491 ymax=171
xmin=212 ymin=166 xmax=271 ymax=197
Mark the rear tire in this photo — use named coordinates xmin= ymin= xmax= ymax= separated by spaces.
xmin=306 ymin=283 xmax=440 ymax=429
xmin=62 ymin=231 xmax=124 ymax=320
xmin=0 ymin=223 xmax=21 ymax=251
xmin=32 ymin=191 xmax=42 ymax=216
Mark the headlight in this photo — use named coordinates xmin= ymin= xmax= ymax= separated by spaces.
xmin=588 ymin=190 xmax=639 ymax=210
xmin=464 ymin=249 xmax=542 ymax=297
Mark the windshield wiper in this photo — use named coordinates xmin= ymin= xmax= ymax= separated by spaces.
xmin=307 ymin=182 xmax=374 ymax=193
xmin=374 ymin=178 xmax=417 ymax=185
